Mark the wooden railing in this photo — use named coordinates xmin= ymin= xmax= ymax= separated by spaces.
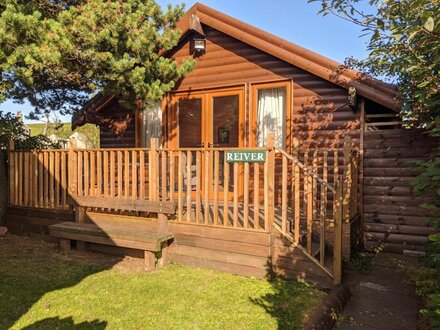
xmin=68 ymin=142 xmax=275 ymax=231
xmin=273 ymin=137 xmax=359 ymax=284
xmin=8 ymin=139 xmax=276 ymax=232
xmin=7 ymin=136 xmax=359 ymax=284
xmin=8 ymin=142 xmax=69 ymax=210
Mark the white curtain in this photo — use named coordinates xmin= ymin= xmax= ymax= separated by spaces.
xmin=256 ymin=87 xmax=286 ymax=149
xmin=142 ymin=103 xmax=162 ymax=147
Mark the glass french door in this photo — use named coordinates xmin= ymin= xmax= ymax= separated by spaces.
xmin=173 ymin=87 xmax=244 ymax=199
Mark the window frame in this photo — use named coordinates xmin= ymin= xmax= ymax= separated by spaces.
xmin=251 ymin=80 xmax=292 ymax=151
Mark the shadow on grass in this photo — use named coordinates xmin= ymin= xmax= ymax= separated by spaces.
xmin=250 ymin=277 xmax=319 ymax=330
xmin=22 ymin=317 xmax=107 ymax=330
xmin=0 ymin=234 xmax=119 ymax=329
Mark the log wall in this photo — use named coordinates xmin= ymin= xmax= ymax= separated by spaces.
xmin=363 ymin=129 xmax=438 ymax=253
xmin=99 ymin=100 xmax=136 ymax=149
xmin=171 ymin=26 xmax=360 ymax=150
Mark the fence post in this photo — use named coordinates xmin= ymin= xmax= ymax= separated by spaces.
xmin=333 ymin=179 xmax=343 ymax=285
xmin=267 ymin=133 xmax=275 ymax=231
xmin=68 ymin=139 xmax=77 ymax=197
xmin=8 ymin=140 xmax=15 ymax=205
xmin=149 ymin=138 xmax=159 ymax=201
xmin=342 ymin=136 xmax=352 ymax=223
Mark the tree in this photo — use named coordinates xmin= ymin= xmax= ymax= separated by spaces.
xmin=0 ymin=0 xmax=195 ymax=121
xmin=309 ymin=0 xmax=439 ymax=129
xmin=0 ymin=111 xmax=58 ymax=225
xmin=309 ymin=1 xmax=440 ymax=325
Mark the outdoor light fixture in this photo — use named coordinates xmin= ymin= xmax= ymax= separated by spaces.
xmin=191 ymin=37 xmax=206 ymax=56
xmin=348 ymin=86 xmax=358 ymax=111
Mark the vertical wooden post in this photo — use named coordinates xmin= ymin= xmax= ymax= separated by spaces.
xmin=359 ymin=99 xmax=365 ymax=240
xmin=293 ymin=138 xmax=300 ymax=243
xmin=68 ymin=139 xmax=77 ymax=199
xmin=333 ymin=180 xmax=343 ymax=286
xmin=267 ymin=133 xmax=275 ymax=231
xmin=150 ymin=138 xmax=158 ymax=201
xmin=8 ymin=140 xmax=15 ymax=205
xmin=343 ymin=136 xmax=352 ymax=223
xmin=281 ymin=155 xmax=288 ymax=234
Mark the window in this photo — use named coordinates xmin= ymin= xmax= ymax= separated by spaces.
xmin=142 ymin=103 xmax=162 ymax=147
xmin=256 ymin=87 xmax=286 ymax=149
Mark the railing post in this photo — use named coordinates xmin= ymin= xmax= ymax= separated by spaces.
xmin=68 ymin=139 xmax=77 ymax=197
xmin=333 ymin=179 xmax=343 ymax=285
xmin=293 ymin=138 xmax=300 ymax=243
xmin=342 ymin=136 xmax=352 ymax=222
xmin=149 ymin=138 xmax=159 ymax=201
xmin=267 ymin=133 xmax=275 ymax=231
xmin=8 ymin=140 xmax=15 ymax=205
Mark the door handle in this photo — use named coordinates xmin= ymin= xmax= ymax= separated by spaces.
xmin=208 ymin=143 xmax=220 ymax=148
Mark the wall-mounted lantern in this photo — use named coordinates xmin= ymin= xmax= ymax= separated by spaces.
xmin=348 ymin=86 xmax=358 ymax=111
xmin=191 ymin=37 xmax=206 ymax=56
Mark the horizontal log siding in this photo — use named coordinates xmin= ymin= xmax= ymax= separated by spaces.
xmin=171 ymin=26 xmax=361 ymax=150
xmin=99 ymin=100 xmax=136 ymax=148
xmin=363 ymin=129 xmax=438 ymax=253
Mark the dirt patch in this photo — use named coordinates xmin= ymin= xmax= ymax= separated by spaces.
xmin=335 ymin=253 xmax=418 ymax=329
xmin=0 ymin=232 xmax=146 ymax=274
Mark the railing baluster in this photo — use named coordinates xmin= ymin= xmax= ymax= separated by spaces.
xmin=253 ymin=162 xmax=259 ymax=230
xmin=117 ymin=151 xmax=122 ymax=198
xmin=61 ymin=152 xmax=67 ymax=209
xmin=243 ymin=161 xmax=249 ymax=229
xmin=196 ymin=151 xmax=201 ymax=223
xmin=104 ymin=151 xmax=109 ymax=197
xmin=55 ymin=152 xmax=60 ymax=208
xmin=264 ymin=151 xmax=269 ymax=231
xmin=38 ymin=152 xmax=43 ymax=207
xmin=161 ymin=150 xmax=167 ymax=201
xmin=223 ymin=156 xmax=229 ymax=226
xmin=170 ymin=151 xmax=175 ymax=202
xmin=204 ymin=150 xmax=210 ymax=225
xmin=281 ymin=155 xmax=288 ymax=234
xmin=132 ymin=150 xmax=137 ymax=199
xmin=178 ymin=151 xmax=183 ymax=221
xmin=77 ymin=151 xmax=83 ymax=197
xmin=139 ymin=150 xmax=144 ymax=200
xmin=213 ymin=151 xmax=220 ymax=225
xmin=97 ymin=151 xmax=102 ymax=197
xmin=233 ymin=162 xmax=239 ymax=228
xmin=186 ymin=151 xmax=192 ymax=222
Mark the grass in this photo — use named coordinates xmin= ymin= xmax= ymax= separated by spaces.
xmin=0 ymin=234 xmax=325 ymax=330
xmin=27 ymin=122 xmax=100 ymax=148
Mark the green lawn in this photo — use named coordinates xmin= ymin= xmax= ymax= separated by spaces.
xmin=0 ymin=234 xmax=325 ymax=330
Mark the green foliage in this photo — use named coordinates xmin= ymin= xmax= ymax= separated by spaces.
xmin=0 ymin=0 xmax=195 ymax=119
xmin=308 ymin=0 xmax=440 ymax=126
xmin=28 ymin=122 xmax=100 ymax=148
xmin=420 ymin=294 xmax=440 ymax=329
xmin=0 ymin=111 xmax=59 ymax=150
xmin=412 ymin=266 xmax=440 ymax=297
xmin=309 ymin=2 xmax=440 ymax=326
xmin=350 ymin=253 xmax=373 ymax=274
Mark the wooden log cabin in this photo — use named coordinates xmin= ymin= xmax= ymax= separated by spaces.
xmin=6 ymin=3 xmax=438 ymax=287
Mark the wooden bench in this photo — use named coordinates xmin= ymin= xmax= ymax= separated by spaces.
xmin=49 ymin=196 xmax=176 ymax=270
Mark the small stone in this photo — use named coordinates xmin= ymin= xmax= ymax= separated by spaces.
xmin=0 ymin=227 xmax=8 ymax=236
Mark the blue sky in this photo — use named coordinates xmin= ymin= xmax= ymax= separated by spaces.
xmin=0 ymin=0 xmax=373 ymax=123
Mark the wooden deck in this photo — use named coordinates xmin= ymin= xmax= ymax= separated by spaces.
xmin=6 ymin=138 xmax=361 ymax=287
